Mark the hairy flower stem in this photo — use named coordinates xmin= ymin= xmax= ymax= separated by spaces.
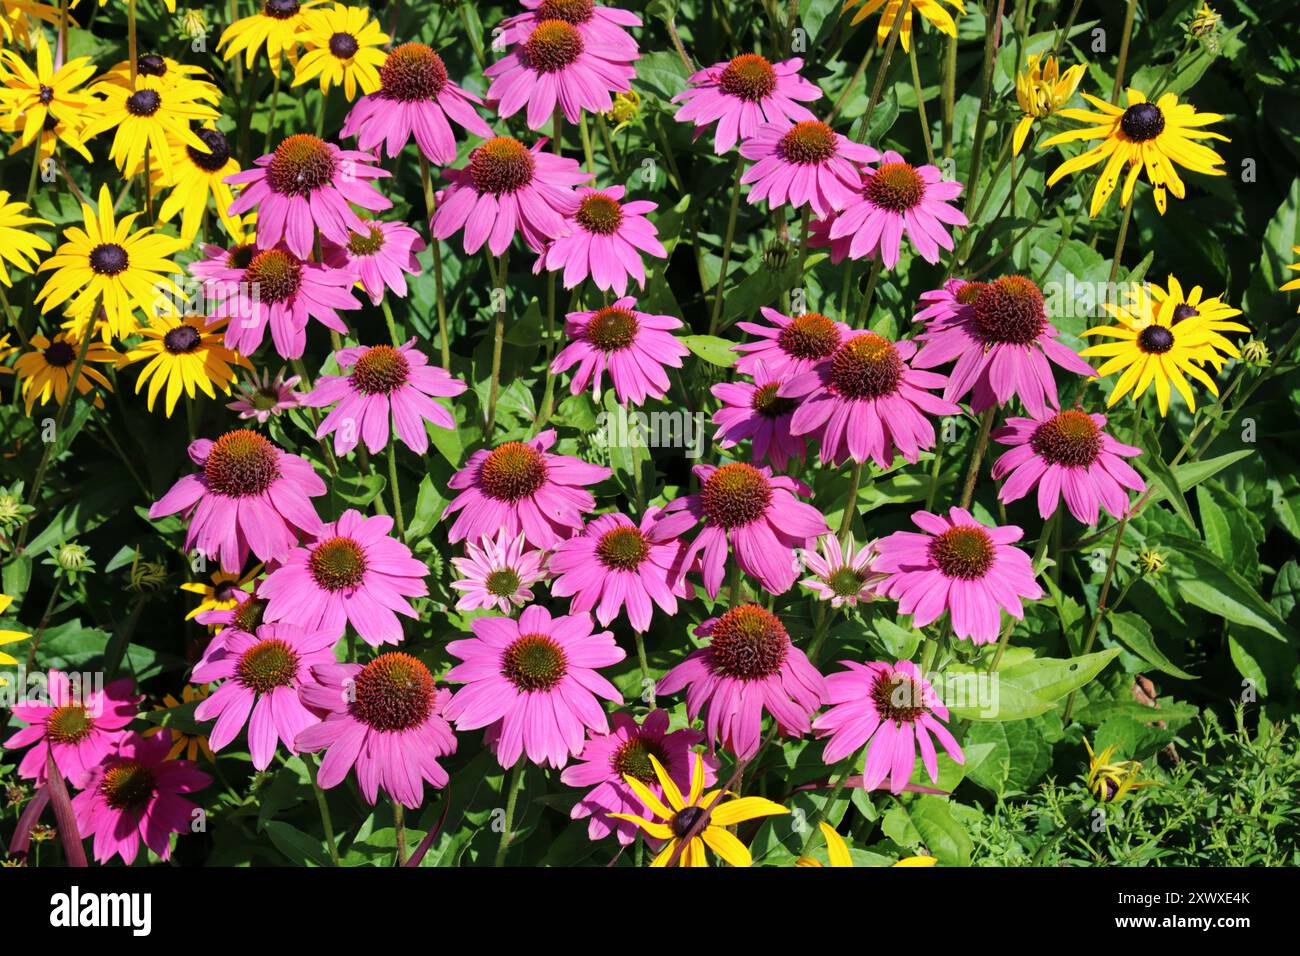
xmin=962 ymin=0 xmax=1005 ymax=216
xmin=908 ymin=43 xmax=936 ymax=166
xmin=387 ymin=436 xmax=406 ymax=540
xmin=24 ymin=577 xmax=65 ymax=671
xmin=417 ymin=155 xmax=452 ymax=369
xmin=829 ymin=44 xmax=874 ymax=122
xmin=839 ymin=460 xmax=863 ymax=543
xmin=860 ymin=12 xmax=905 ymax=140
xmin=1110 ymin=0 xmax=1139 ymax=103
xmin=990 ymin=512 xmax=1056 ymax=670
xmin=959 ymin=409 xmax=996 ymax=510
xmin=852 ymin=259 xmax=883 ymax=328
xmin=1108 ymin=201 xmax=1134 ymax=285
xmin=941 ymin=34 xmax=957 ymax=159
xmin=263 ymin=69 xmax=282 ymax=156
xmin=305 ymin=754 xmax=340 ymax=865
xmin=538 ymin=110 xmax=565 ymax=427
xmin=484 ymin=249 xmax=511 ymax=436
xmin=708 ymin=153 xmax=745 ymax=336
xmin=392 ymin=800 xmax=407 ymax=865
xmin=495 ymin=760 xmax=525 ymax=866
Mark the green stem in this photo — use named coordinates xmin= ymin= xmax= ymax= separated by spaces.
xmin=484 ymin=249 xmax=511 ymax=436
xmin=707 ymin=153 xmax=745 ymax=335
xmin=962 ymin=0 xmax=1004 ymax=216
xmin=829 ymin=44 xmax=874 ymax=123
xmin=908 ymin=42 xmax=936 ymax=166
xmin=798 ymin=750 xmax=861 ymax=856
xmin=380 ymin=298 xmax=401 ymax=347
xmin=393 ymin=800 xmax=407 ymax=865
xmin=417 ymin=155 xmax=451 ymax=369
xmin=941 ymin=33 xmax=957 ymax=159
xmin=838 ymin=460 xmax=863 ymax=542
xmin=958 ymin=409 xmax=996 ymax=510
xmin=387 ymin=436 xmax=405 ymax=540
xmin=305 ymin=755 xmax=340 ymax=866
xmin=494 ymin=761 xmax=525 ymax=866
xmin=1110 ymin=0 xmax=1138 ymax=103
xmin=635 ymin=631 xmax=654 ymax=708
xmin=859 ymin=12 xmax=904 ymax=140
xmin=263 ymin=68 xmax=282 ymax=155
xmin=23 ymin=577 xmax=65 ymax=671
xmin=1108 ymin=201 xmax=1134 ymax=285
xmin=852 ymin=259 xmax=883 ymax=328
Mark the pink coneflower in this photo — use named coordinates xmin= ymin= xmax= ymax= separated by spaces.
xmin=650 ymin=462 xmax=828 ymax=598
xmin=538 ymin=186 xmax=666 ymax=296
xmin=549 ymin=511 xmax=688 ymax=632
xmin=991 ymin=409 xmax=1145 ymax=525
xmin=432 ymin=135 xmax=590 ymax=255
xmin=875 ymin=508 xmax=1044 ymax=644
xmin=227 ymin=134 xmax=390 ymax=258
xmin=550 ymin=297 xmax=688 ymax=406
xmin=822 ymin=151 xmax=967 ymax=268
xmin=780 ymin=330 xmax=960 ymax=468
xmin=4 ymin=673 xmax=140 ymax=786
xmin=228 ymin=367 xmax=302 ymax=423
xmin=739 ymin=120 xmax=879 ymax=217
xmin=657 ymin=604 xmax=825 ymax=759
xmin=71 ymin=731 xmax=210 ymax=865
xmin=258 ymin=509 xmax=428 ymax=647
xmin=444 ymin=605 xmax=625 ymax=769
xmin=302 ymin=339 xmax=465 ymax=456
xmin=341 ymin=42 xmax=494 ymax=162
xmin=813 ymin=660 xmax=963 ymax=794
xmin=195 ymin=591 xmax=268 ymax=661
xmin=442 ymin=428 xmax=611 ymax=550
xmin=296 ymin=653 xmax=457 ymax=808
xmin=798 ymin=533 xmax=885 ymax=608
xmin=560 ymin=709 xmax=716 ymax=846
xmin=500 ymin=0 xmax=641 ymax=60
xmin=149 ymin=430 xmax=326 ymax=572
xmin=912 ymin=276 xmax=968 ymax=325
xmin=732 ymin=307 xmax=851 ymax=379
xmin=710 ymin=359 xmax=805 ymax=471
xmin=911 ymin=275 xmax=1097 ymax=417
xmin=485 ymin=15 xmax=637 ymax=129
xmin=672 ymin=54 xmax=822 ymax=155
xmin=321 ymin=218 xmax=425 ymax=305
xmin=450 ymin=529 xmax=548 ymax=613
xmin=202 ymin=243 xmax=361 ymax=360
xmin=192 ymin=621 xmax=337 ymax=769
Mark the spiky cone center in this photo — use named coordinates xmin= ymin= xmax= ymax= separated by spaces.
xmin=585 ymin=306 xmax=638 ymax=351
xmin=347 ymin=226 xmax=386 ymax=256
xmin=777 ymin=312 xmax=840 ymax=361
xmin=45 ymin=705 xmax=92 ymax=744
xmin=226 ymin=243 xmax=256 ymax=270
xmin=485 ymin=567 xmax=522 ymax=598
xmin=971 ymin=275 xmax=1047 ymax=346
xmin=707 ymin=604 xmax=789 ymax=680
xmin=43 ymin=340 xmax=76 ymax=367
xmin=101 ymin=760 xmax=156 ymax=811
xmin=350 ymin=652 xmax=435 ymax=731
xmin=244 ymin=249 xmax=303 ymax=304
xmin=871 ymin=672 xmax=927 ymax=723
xmin=929 ymin=525 xmax=995 ymax=580
xmin=827 ymin=566 xmax=867 ymax=598
xmin=264 ymin=0 xmax=300 ymax=19
xmin=479 ymin=442 xmax=548 ymax=501
xmin=469 ymin=137 xmax=535 ymax=195
xmin=576 ymin=194 xmax=624 ymax=235
xmin=699 ymin=462 xmax=772 ymax=529
xmin=308 ymin=536 xmax=368 ymax=591
xmin=350 ymin=344 xmax=410 ymax=394
xmin=865 ymin=162 xmax=926 ymax=213
xmin=524 ymin=19 xmax=584 ymax=73
xmin=203 ymin=429 xmax=282 ymax=497
xmin=126 ymin=89 xmax=161 ymax=117
xmin=612 ymin=735 xmax=668 ymax=784
xmin=188 ymin=127 xmax=232 ymax=172
xmin=954 ymin=281 xmax=986 ymax=306
xmin=163 ymin=325 xmax=202 ymax=355
xmin=829 ymin=333 xmax=904 ymax=400
xmin=1031 ymin=410 xmax=1102 ymax=467
xmin=89 ymin=243 xmax=129 ymax=276
xmin=502 ymin=633 xmax=568 ymax=692
xmin=750 ymin=382 xmax=797 ymax=419
xmin=236 ymin=638 xmax=300 ymax=694
xmin=380 ymin=43 xmax=448 ymax=101
xmin=596 ymin=524 xmax=650 ymax=571
xmin=1120 ymin=102 xmax=1165 ymax=142
xmin=266 ymin=134 xmax=337 ymax=197
xmin=719 ymin=53 xmax=777 ymax=101
xmin=1137 ymin=324 xmax=1175 ymax=354
xmin=777 ymin=121 xmax=837 ymax=165
xmin=232 ymin=596 xmax=268 ymax=632
xmin=537 ymin=0 xmax=594 ymax=24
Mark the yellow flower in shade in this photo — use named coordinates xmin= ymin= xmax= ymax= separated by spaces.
xmin=292 ymin=3 xmax=389 ymax=100
xmin=219 ymin=0 xmax=324 ymax=71
xmin=1042 ymin=88 xmax=1228 ymax=217
xmin=1084 ymin=738 xmax=1154 ymax=803
xmin=123 ymin=312 xmax=249 ymax=417
xmin=0 ymin=189 xmax=50 ymax=287
xmin=1279 ymin=246 xmax=1300 ymax=313
xmin=843 ymin=0 xmax=964 ymax=52
xmin=99 ymin=53 xmax=223 ymax=107
xmin=82 ymin=73 xmax=219 ymax=180
xmin=608 ymin=753 xmax=788 ymax=867
xmin=0 ymin=32 xmax=98 ymax=162
xmin=0 ymin=332 xmax=15 ymax=374
xmin=36 ymin=185 xmax=185 ymax=341
xmin=94 ymin=0 xmax=176 ymax=9
xmin=0 ymin=593 xmax=29 ymax=678
xmin=179 ymin=566 xmax=261 ymax=621
xmin=1013 ymin=53 xmax=1085 ymax=156
xmin=795 ymin=821 xmax=854 ymax=867
xmin=0 ymin=0 xmax=66 ymax=47
xmin=1081 ymin=276 xmax=1249 ymax=416
xmin=14 ymin=330 xmax=120 ymax=413
xmin=150 ymin=124 xmax=246 ymax=243
xmin=606 ymin=89 xmax=640 ymax=134
xmin=146 ymin=686 xmax=216 ymax=762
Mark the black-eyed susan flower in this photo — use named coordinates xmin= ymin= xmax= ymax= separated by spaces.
xmin=1084 ymin=738 xmax=1153 ymax=803
xmin=0 ymin=189 xmax=50 ymax=287
xmin=151 ymin=124 xmax=247 ymax=243
xmin=0 ymin=32 xmax=98 ymax=162
xmin=82 ymin=73 xmax=219 ymax=181
xmin=122 ymin=312 xmax=249 ymax=417
xmin=843 ymin=0 xmax=965 ymax=52
xmin=0 ymin=332 xmax=15 ymax=374
xmin=219 ymin=0 xmax=324 ymax=71
xmin=1042 ymin=88 xmax=1228 ymax=216
xmin=1013 ymin=53 xmax=1085 ymax=156
xmin=0 ymin=0 xmax=64 ymax=47
xmin=36 ymin=185 xmax=185 ymax=341
xmin=1280 ymin=246 xmax=1300 ymax=312
xmin=1081 ymin=276 xmax=1249 ymax=415
xmin=14 ymin=330 xmax=120 ymax=412
xmin=99 ymin=52 xmax=223 ymax=107
xmin=0 ymin=593 xmax=28 ymax=679
xmin=291 ymin=3 xmax=389 ymax=100
xmin=180 ymin=566 xmax=261 ymax=621
xmin=146 ymin=686 xmax=216 ymax=763
xmin=608 ymin=752 xmax=788 ymax=867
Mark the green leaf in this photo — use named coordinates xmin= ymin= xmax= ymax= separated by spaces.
xmin=265 ymin=821 xmax=332 ymax=868
xmin=998 ymin=648 xmax=1122 ymax=702
xmin=680 ymin=334 xmax=737 ymax=368
xmin=1107 ymin=611 xmax=1196 ymax=680
xmin=1156 ymin=535 xmax=1296 ymax=642
xmin=904 ymin=796 xmax=972 ymax=866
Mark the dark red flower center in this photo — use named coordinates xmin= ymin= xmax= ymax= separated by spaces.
xmin=502 ymin=633 xmax=567 ymax=692
xmin=613 ymin=735 xmax=668 ymax=784
xmin=45 ymin=705 xmax=92 ymax=744
xmin=585 ymin=306 xmax=638 ymax=351
xmin=576 ymin=194 xmax=623 ymax=235
xmin=89 ymin=243 xmax=129 ymax=276
xmin=596 ymin=524 xmax=650 ymax=571
xmin=266 ymin=134 xmax=337 ymax=197
xmin=346 ymin=226 xmax=386 ymax=256
xmin=699 ymin=462 xmax=772 ymax=529
xmin=244 ymin=248 xmax=303 ymax=304
xmin=380 ymin=43 xmax=448 ymax=101
xmin=350 ymin=344 xmax=410 ymax=394
xmin=1030 ymin=410 xmax=1102 ymax=467
xmin=236 ymin=637 xmax=300 ymax=694
xmin=750 ymin=382 xmax=796 ymax=418
xmin=203 ymin=429 xmax=282 ymax=497
xmin=524 ymin=19 xmax=584 ymax=73
xmin=929 ymin=525 xmax=995 ymax=580
xmin=350 ymin=652 xmax=435 ymax=731
xmin=43 ymin=341 xmax=75 ymax=367
xmin=328 ymin=31 xmax=359 ymax=58
xmin=970 ymin=275 xmax=1047 ymax=346
xmin=101 ymin=760 xmax=157 ymax=811
xmin=719 ymin=53 xmax=777 ymax=101
xmin=865 ymin=161 xmax=925 ymax=212
xmin=777 ymin=121 xmax=837 ymax=165
xmin=163 ymin=325 xmax=202 ymax=355
xmin=536 ymin=0 xmax=593 ymax=24
xmin=232 ymin=596 xmax=267 ymax=632
xmin=872 ymin=672 xmax=927 ymax=723
xmin=829 ymin=333 xmax=904 ymax=400
xmin=1120 ymin=102 xmax=1165 ymax=142
xmin=954 ymin=281 xmax=986 ymax=306
xmin=479 ymin=442 xmax=548 ymax=501
xmin=308 ymin=536 xmax=368 ymax=591
xmin=1137 ymin=325 xmax=1175 ymax=354
xmin=777 ymin=312 xmax=840 ymax=361
xmin=707 ymin=604 xmax=789 ymax=680
xmin=187 ymin=127 xmax=231 ymax=172
xmin=38 ymin=84 xmax=53 ymax=104
xmin=469 ymin=136 xmax=535 ymax=195
xmin=125 ymin=89 xmax=161 ymax=117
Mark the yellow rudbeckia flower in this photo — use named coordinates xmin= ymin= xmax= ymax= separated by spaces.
xmin=0 ymin=188 xmax=50 ymax=287
xmin=291 ymin=3 xmax=389 ymax=100
xmin=0 ymin=31 xmax=98 ymax=162
xmin=219 ymin=0 xmax=324 ymax=71
xmin=843 ymin=0 xmax=964 ymax=52
xmin=1012 ymin=53 xmax=1085 ymax=156
xmin=0 ymin=593 xmax=29 ymax=676
xmin=122 ymin=312 xmax=249 ymax=417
